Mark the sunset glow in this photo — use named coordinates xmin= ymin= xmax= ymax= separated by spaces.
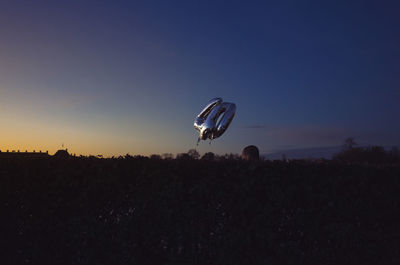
xmin=1 ymin=1 xmax=399 ymax=157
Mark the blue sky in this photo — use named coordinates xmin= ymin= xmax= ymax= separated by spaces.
xmin=1 ymin=0 xmax=399 ymax=156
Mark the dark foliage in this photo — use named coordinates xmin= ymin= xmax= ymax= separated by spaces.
xmin=333 ymin=146 xmax=400 ymax=165
xmin=201 ymin=152 xmax=216 ymax=161
xmin=1 ymin=157 xmax=400 ymax=265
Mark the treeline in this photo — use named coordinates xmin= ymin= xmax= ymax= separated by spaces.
xmin=108 ymin=150 xmax=240 ymax=161
xmin=95 ymin=146 xmax=400 ymax=166
xmin=333 ymin=138 xmax=400 ymax=165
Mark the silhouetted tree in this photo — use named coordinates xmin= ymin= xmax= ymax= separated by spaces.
xmin=187 ymin=149 xmax=200 ymax=159
xmin=390 ymin=146 xmax=399 ymax=156
xmin=162 ymin=153 xmax=174 ymax=160
xmin=201 ymin=152 xmax=215 ymax=160
xmin=333 ymin=143 xmax=400 ymax=165
xmin=220 ymin=153 xmax=240 ymax=160
xmin=389 ymin=146 xmax=400 ymax=164
xmin=150 ymin=154 xmax=162 ymax=160
xmin=176 ymin=153 xmax=192 ymax=160
xmin=344 ymin=137 xmax=357 ymax=150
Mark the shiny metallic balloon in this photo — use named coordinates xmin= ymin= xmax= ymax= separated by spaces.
xmin=194 ymin=97 xmax=236 ymax=141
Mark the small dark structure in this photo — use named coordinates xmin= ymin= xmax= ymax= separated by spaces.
xmin=54 ymin=149 xmax=70 ymax=158
xmin=241 ymin=145 xmax=259 ymax=161
xmin=0 ymin=150 xmax=50 ymax=159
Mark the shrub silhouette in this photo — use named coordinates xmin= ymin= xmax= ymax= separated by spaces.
xmin=150 ymin=154 xmax=162 ymax=160
xmin=187 ymin=149 xmax=200 ymax=159
xmin=333 ymin=145 xmax=400 ymax=164
xmin=201 ymin=152 xmax=215 ymax=160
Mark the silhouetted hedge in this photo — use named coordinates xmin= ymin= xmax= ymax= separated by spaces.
xmin=1 ymin=157 xmax=400 ymax=264
xmin=333 ymin=146 xmax=400 ymax=165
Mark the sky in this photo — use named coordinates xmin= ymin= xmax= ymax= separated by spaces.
xmin=1 ymin=0 xmax=399 ymax=156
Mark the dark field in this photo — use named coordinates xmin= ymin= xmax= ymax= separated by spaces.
xmin=1 ymin=157 xmax=400 ymax=265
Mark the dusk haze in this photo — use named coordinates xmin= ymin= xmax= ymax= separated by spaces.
xmin=1 ymin=0 xmax=399 ymax=157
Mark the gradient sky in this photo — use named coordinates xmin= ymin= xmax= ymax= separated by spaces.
xmin=1 ymin=0 xmax=399 ymax=156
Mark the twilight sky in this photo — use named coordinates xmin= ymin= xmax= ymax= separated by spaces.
xmin=1 ymin=0 xmax=399 ymax=156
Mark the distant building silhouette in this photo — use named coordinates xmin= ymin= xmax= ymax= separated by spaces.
xmin=241 ymin=145 xmax=259 ymax=161
xmin=54 ymin=148 xmax=70 ymax=158
xmin=0 ymin=149 xmax=50 ymax=159
xmin=0 ymin=148 xmax=72 ymax=159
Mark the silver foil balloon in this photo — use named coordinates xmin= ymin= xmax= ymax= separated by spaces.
xmin=194 ymin=97 xmax=236 ymax=141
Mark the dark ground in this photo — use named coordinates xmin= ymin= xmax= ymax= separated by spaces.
xmin=1 ymin=157 xmax=399 ymax=265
